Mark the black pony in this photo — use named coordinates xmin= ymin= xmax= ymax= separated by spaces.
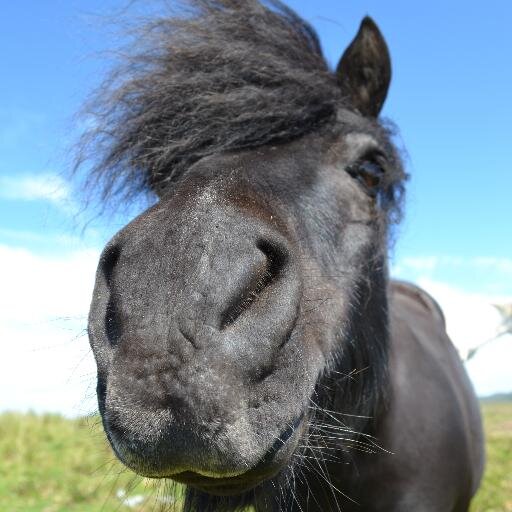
xmin=82 ymin=1 xmax=484 ymax=510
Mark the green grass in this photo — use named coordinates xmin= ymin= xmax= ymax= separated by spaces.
xmin=471 ymin=402 xmax=512 ymax=512
xmin=1 ymin=403 xmax=510 ymax=511
xmin=0 ymin=413 xmax=184 ymax=511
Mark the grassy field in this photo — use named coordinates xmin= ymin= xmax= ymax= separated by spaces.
xmin=1 ymin=402 xmax=510 ymax=511
xmin=471 ymin=401 xmax=512 ymax=512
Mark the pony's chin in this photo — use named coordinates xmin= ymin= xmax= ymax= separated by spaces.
xmin=117 ymin=448 xmax=289 ymax=496
xmin=170 ymin=469 xmax=278 ymax=496
xmin=113 ymin=413 xmax=306 ymax=496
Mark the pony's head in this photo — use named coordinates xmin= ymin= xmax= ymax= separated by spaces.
xmin=84 ymin=0 xmax=405 ymax=503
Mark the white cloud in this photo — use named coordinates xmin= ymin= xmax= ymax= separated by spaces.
xmin=394 ymin=255 xmax=512 ymax=277
xmin=0 ymin=173 xmax=72 ymax=208
xmin=398 ymin=256 xmax=440 ymax=272
xmin=472 ymin=256 xmax=512 ymax=275
xmin=0 ymin=244 xmax=100 ymax=416
xmin=0 ymin=245 xmax=99 ymax=322
xmin=0 ymin=227 xmax=87 ymax=247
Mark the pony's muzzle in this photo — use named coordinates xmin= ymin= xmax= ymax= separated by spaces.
xmin=88 ymin=195 xmax=304 ymax=480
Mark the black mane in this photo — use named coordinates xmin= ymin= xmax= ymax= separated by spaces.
xmin=77 ymin=0 xmax=348 ymax=200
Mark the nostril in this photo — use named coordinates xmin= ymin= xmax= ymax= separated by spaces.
xmin=256 ymin=239 xmax=288 ymax=278
xmin=105 ymin=297 xmax=121 ymax=347
xmin=100 ymin=244 xmax=122 ymax=346
xmin=220 ymin=239 xmax=288 ymax=330
xmin=101 ymin=244 xmax=121 ymax=286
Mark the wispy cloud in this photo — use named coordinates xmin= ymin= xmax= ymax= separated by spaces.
xmin=0 ymin=173 xmax=72 ymax=209
xmin=472 ymin=257 xmax=512 ymax=275
xmin=395 ymin=255 xmax=512 ymax=275
xmin=396 ymin=256 xmax=439 ymax=272
xmin=392 ymin=255 xmax=512 ymax=297
xmin=0 ymin=227 xmax=104 ymax=252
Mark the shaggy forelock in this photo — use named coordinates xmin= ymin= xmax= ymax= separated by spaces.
xmin=76 ymin=0 xmax=345 ymax=201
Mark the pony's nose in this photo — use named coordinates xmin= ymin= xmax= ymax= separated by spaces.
xmin=90 ymin=197 xmax=302 ymax=381
xmin=218 ymin=239 xmax=287 ymax=330
xmin=175 ymin=231 xmax=301 ymax=378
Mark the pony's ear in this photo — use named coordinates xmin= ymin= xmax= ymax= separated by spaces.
xmin=336 ymin=17 xmax=391 ymax=118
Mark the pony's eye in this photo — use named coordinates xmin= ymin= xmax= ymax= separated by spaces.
xmin=347 ymin=160 xmax=385 ymax=197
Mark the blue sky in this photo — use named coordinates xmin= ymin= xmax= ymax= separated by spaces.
xmin=0 ymin=1 xmax=511 ymax=414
